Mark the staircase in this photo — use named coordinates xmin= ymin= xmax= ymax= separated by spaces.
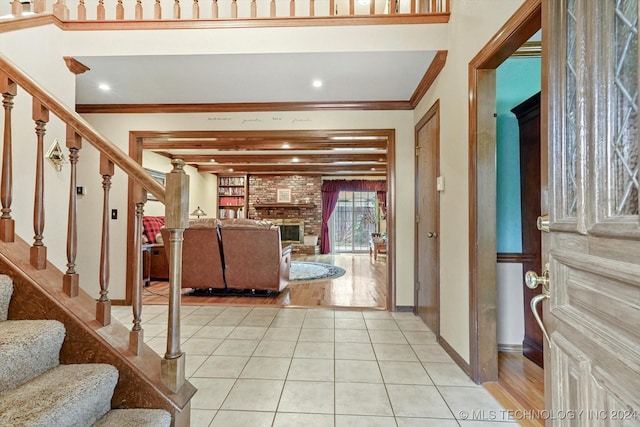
xmin=0 ymin=276 xmax=171 ymax=426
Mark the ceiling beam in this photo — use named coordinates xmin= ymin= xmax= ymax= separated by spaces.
xmin=174 ymin=153 xmax=387 ymax=163
xmin=198 ymin=163 xmax=386 ymax=174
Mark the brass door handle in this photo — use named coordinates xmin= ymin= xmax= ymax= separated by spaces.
xmin=524 ymin=262 xmax=551 ymax=343
xmin=427 ymin=232 xmax=437 ymax=238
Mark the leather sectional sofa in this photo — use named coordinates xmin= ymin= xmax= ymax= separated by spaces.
xmin=160 ymin=218 xmax=292 ymax=295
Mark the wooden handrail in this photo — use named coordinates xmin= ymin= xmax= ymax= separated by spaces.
xmin=0 ymin=53 xmax=166 ymax=203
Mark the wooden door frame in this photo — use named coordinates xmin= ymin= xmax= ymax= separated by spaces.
xmin=125 ymin=129 xmax=397 ymax=312
xmin=414 ymin=99 xmax=440 ymax=335
xmin=468 ymin=0 xmax=542 ymax=383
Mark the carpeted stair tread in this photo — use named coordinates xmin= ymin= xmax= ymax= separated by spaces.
xmin=0 ymin=319 xmax=65 ymax=394
xmin=93 ymin=408 xmax=172 ymax=427
xmin=0 ymin=276 xmax=12 ymax=321
xmin=0 ymin=363 xmax=118 ymax=427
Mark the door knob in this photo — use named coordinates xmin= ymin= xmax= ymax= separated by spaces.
xmin=536 ymin=214 xmax=550 ymax=233
xmin=427 ymin=232 xmax=437 ymax=238
xmin=525 ymin=269 xmax=549 ymax=289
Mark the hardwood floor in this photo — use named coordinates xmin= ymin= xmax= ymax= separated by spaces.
xmin=142 ymin=253 xmax=387 ymax=309
xmin=484 ymin=352 xmax=545 ymax=427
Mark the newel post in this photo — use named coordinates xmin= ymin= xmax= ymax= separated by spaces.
xmin=161 ymin=159 xmax=189 ymax=393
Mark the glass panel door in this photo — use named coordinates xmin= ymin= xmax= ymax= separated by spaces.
xmin=330 ymin=191 xmax=378 ymax=253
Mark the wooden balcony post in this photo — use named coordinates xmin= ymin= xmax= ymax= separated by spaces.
xmin=30 ymin=100 xmax=48 ymax=270
xmin=329 ymin=0 xmax=334 ymax=15
xmin=78 ymin=0 xmax=86 ymax=20
xmin=33 ymin=0 xmax=45 ymax=13
xmin=289 ymin=0 xmax=294 ymax=17
xmin=154 ymin=0 xmax=161 ymax=19
xmin=53 ymin=0 xmax=69 ymax=20
xmin=0 ymin=75 xmax=16 ymax=243
xmin=63 ymin=127 xmax=82 ymax=297
xmin=116 ymin=0 xmax=124 ymax=19
xmin=97 ymin=0 xmax=105 ymax=20
xmin=231 ymin=0 xmax=237 ymax=18
xmin=309 ymin=0 xmax=314 ymax=16
xmin=348 ymin=0 xmax=353 ymax=15
xmin=270 ymin=0 xmax=275 ymax=17
xmin=161 ymin=159 xmax=189 ymax=393
xmin=173 ymin=0 xmax=180 ymax=19
xmin=135 ymin=0 xmax=143 ymax=19
xmin=130 ymin=187 xmax=147 ymax=355
xmin=370 ymin=0 xmax=375 ymax=15
xmin=11 ymin=0 xmax=22 ymax=16
xmin=250 ymin=0 xmax=256 ymax=18
xmin=192 ymin=0 xmax=199 ymax=18
xmin=211 ymin=0 xmax=218 ymax=18
xmin=96 ymin=154 xmax=114 ymax=326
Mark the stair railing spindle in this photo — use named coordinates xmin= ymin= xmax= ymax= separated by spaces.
xmin=130 ymin=193 xmax=146 ymax=355
xmin=250 ymin=0 xmax=256 ymax=18
xmin=135 ymin=0 xmax=143 ymax=19
xmin=96 ymin=154 xmax=113 ymax=326
xmin=270 ymin=0 xmax=275 ymax=17
xmin=161 ymin=159 xmax=188 ymax=394
xmin=289 ymin=0 xmax=294 ymax=16
xmin=52 ymin=0 xmax=69 ymax=19
xmin=154 ymin=0 xmax=162 ymax=19
xmin=173 ymin=0 xmax=180 ymax=19
xmin=211 ymin=0 xmax=218 ymax=18
xmin=77 ymin=0 xmax=86 ymax=20
xmin=192 ymin=0 xmax=199 ymax=18
xmin=63 ymin=128 xmax=81 ymax=297
xmin=97 ymin=0 xmax=105 ymax=19
xmin=231 ymin=0 xmax=237 ymax=18
xmin=10 ymin=0 xmax=22 ymax=16
xmin=30 ymin=100 xmax=48 ymax=270
xmin=116 ymin=0 xmax=124 ymax=19
xmin=33 ymin=0 xmax=45 ymax=12
xmin=309 ymin=0 xmax=314 ymax=16
xmin=0 ymin=75 xmax=16 ymax=243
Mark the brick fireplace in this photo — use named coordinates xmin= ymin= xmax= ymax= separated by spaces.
xmin=248 ymin=175 xmax=322 ymax=238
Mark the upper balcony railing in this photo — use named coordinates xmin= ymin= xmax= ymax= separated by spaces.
xmin=9 ymin=0 xmax=449 ymax=26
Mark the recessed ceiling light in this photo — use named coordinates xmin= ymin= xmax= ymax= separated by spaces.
xmin=228 ymin=168 xmax=234 ymax=172
xmin=312 ymin=80 xmax=323 ymax=88
xmin=292 ymin=157 xmax=300 ymax=163
xmin=98 ymin=83 xmax=111 ymax=91
xmin=371 ymin=167 xmax=376 ymax=171
xmin=282 ymin=143 xmax=291 ymax=149
xmin=358 ymin=0 xmax=370 ymax=4
xmin=209 ymin=159 xmax=216 ymax=163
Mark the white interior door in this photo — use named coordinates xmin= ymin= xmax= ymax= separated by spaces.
xmin=543 ymin=0 xmax=640 ymax=422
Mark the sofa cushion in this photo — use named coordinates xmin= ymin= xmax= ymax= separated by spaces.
xmin=142 ymin=216 xmax=164 ymax=244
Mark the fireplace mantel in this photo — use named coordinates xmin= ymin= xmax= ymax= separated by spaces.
xmin=254 ymin=203 xmax=316 ymax=208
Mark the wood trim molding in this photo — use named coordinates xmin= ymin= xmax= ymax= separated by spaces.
xmin=468 ymin=0 xmax=542 ymax=385
xmin=468 ymin=0 xmax=541 ymax=70
xmin=126 ymin=129 xmax=397 ymax=313
xmin=0 ymin=13 xmax=54 ymax=33
xmin=512 ymin=41 xmax=542 ymax=58
xmin=76 ymin=101 xmax=413 ymax=114
xmin=497 ymin=252 xmax=537 ymax=263
xmin=439 ymin=335 xmax=472 ymax=377
xmin=63 ymin=56 xmax=90 ymax=75
xmin=58 ymin=13 xmax=449 ymax=31
xmin=410 ymin=50 xmax=447 ymax=108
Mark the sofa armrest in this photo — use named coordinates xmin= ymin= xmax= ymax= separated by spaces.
xmin=282 ymin=244 xmax=293 ymax=257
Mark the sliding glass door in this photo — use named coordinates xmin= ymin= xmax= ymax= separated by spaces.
xmin=330 ymin=191 xmax=378 ymax=253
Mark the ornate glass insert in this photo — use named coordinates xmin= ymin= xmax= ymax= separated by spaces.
xmin=564 ymin=0 xmax=579 ymax=217
xmin=611 ymin=0 xmax=639 ymax=216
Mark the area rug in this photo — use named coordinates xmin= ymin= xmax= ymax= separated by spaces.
xmin=289 ymin=261 xmax=346 ymax=282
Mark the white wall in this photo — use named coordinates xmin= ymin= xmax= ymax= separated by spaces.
xmin=414 ymin=0 xmax=526 ymax=362
xmin=496 ymin=262 xmax=524 ymax=347
xmin=141 ymin=151 xmax=217 ymax=218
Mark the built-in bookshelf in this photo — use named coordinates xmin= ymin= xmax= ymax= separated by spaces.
xmin=217 ymin=175 xmax=248 ymax=219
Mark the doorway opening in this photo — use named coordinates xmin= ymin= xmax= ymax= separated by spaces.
xmin=468 ymin=0 xmax=545 ymax=420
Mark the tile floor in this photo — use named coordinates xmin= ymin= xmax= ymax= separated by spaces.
xmin=112 ymin=305 xmax=516 ymax=427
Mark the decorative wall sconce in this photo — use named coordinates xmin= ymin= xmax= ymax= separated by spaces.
xmin=46 ymin=139 xmax=65 ymax=172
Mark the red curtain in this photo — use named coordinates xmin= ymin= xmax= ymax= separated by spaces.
xmin=320 ymin=189 xmax=340 ymax=254
xmin=320 ymin=180 xmax=386 ymax=254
